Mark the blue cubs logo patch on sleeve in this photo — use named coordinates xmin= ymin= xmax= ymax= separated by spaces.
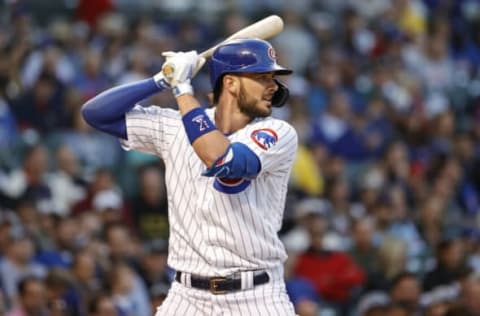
xmin=251 ymin=128 xmax=278 ymax=150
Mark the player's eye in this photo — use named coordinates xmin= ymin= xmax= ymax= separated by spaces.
xmin=257 ymin=73 xmax=275 ymax=82
xmin=241 ymin=73 xmax=275 ymax=84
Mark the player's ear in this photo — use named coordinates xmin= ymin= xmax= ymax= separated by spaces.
xmin=223 ymin=75 xmax=239 ymax=95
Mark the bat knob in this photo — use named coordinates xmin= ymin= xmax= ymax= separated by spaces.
xmin=162 ymin=64 xmax=175 ymax=80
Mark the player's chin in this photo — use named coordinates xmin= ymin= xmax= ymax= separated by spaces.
xmin=261 ymin=99 xmax=273 ymax=109
xmin=258 ymin=101 xmax=272 ymax=116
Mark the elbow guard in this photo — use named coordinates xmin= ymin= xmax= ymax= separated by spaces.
xmin=202 ymin=142 xmax=261 ymax=179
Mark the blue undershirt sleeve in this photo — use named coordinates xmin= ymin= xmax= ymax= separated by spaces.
xmin=81 ymin=78 xmax=165 ymax=139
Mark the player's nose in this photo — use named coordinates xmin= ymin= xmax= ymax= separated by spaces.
xmin=266 ymin=78 xmax=278 ymax=92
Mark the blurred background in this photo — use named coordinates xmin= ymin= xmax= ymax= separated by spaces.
xmin=1 ymin=0 xmax=480 ymax=315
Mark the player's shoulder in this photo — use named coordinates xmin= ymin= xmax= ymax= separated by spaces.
xmin=249 ymin=116 xmax=297 ymax=136
xmin=244 ymin=117 xmax=298 ymax=152
xmin=130 ymin=104 xmax=181 ymax=119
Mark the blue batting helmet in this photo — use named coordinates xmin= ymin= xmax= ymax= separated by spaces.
xmin=208 ymin=38 xmax=292 ymax=107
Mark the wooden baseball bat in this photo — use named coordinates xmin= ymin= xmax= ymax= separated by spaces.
xmin=162 ymin=15 xmax=284 ymax=79
xmin=199 ymin=14 xmax=284 ymax=58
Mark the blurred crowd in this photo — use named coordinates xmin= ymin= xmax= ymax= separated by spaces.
xmin=1 ymin=0 xmax=480 ymax=315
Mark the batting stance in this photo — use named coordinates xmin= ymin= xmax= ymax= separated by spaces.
xmin=82 ymin=38 xmax=298 ymax=315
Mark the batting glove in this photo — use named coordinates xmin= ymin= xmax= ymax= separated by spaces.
xmin=152 ymin=72 xmax=172 ymax=90
xmin=154 ymin=51 xmax=205 ymax=97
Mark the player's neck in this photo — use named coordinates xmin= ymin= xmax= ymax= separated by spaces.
xmin=214 ymin=100 xmax=252 ymax=134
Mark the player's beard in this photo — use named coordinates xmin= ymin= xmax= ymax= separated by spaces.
xmin=238 ymin=82 xmax=272 ymax=119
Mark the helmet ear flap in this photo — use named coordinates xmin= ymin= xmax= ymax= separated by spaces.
xmin=271 ymin=80 xmax=289 ymax=107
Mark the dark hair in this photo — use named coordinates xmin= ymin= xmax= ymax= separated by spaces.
xmin=18 ymin=275 xmax=43 ymax=296
xmin=363 ymin=305 xmax=387 ymax=316
xmin=44 ymin=268 xmax=71 ymax=291
xmin=436 ymin=238 xmax=456 ymax=254
xmin=212 ymin=74 xmax=225 ymax=104
xmin=389 ymin=271 xmax=418 ymax=291
xmin=445 ymin=304 xmax=473 ymax=316
xmin=88 ymin=293 xmax=111 ymax=314
xmin=385 ymin=302 xmax=410 ymax=315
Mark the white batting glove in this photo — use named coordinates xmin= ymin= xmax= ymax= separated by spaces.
xmin=152 ymin=72 xmax=172 ymax=90
xmin=153 ymin=51 xmax=205 ymax=97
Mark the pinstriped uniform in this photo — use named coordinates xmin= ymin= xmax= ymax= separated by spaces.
xmin=123 ymin=106 xmax=297 ymax=315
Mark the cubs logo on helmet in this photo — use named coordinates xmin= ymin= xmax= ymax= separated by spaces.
xmin=268 ymin=47 xmax=276 ymax=60
xmin=251 ymin=128 xmax=278 ymax=150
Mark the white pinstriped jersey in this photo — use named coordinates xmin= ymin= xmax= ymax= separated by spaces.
xmin=123 ymin=106 xmax=298 ymax=277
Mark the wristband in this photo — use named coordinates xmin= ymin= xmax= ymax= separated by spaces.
xmin=152 ymin=73 xmax=171 ymax=90
xmin=172 ymin=81 xmax=194 ymax=97
xmin=182 ymin=107 xmax=216 ymax=144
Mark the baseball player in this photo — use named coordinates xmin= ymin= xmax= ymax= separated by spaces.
xmin=82 ymin=38 xmax=298 ymax=315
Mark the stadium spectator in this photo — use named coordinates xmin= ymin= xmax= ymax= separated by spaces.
xmin=138 ymin=239 xmax=172 ymax=292
xmin=389 ymin=271 xmax=422 ymax=315
xmin=107 ymin=262 xmax=150 ymax=316
xmin=349 ymin=217 xmax=377 ymax=277
xmin=292 ymin=201 xmax=365 ymax=311
xmin=46 ymin=144 xmax=87 ymax=216
xmin=6 ymin=276 xmax=48 ymax=316
xmin=88 ymin=294 xmax=120 ymax=316
xmin=364 ymin=236 xmax=407 ymax=293
xmin=423 ymin=237 xmax=469 ymax=292
xmin=0 ymin=229 xmax=46 ymax=308
xmin=131 ymin=164 xmax=169 ymax=241
xmin=70 ymin=250 xmax=102 ymax=314
xmin=0 ymin=143 xmax=52 ymax=212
